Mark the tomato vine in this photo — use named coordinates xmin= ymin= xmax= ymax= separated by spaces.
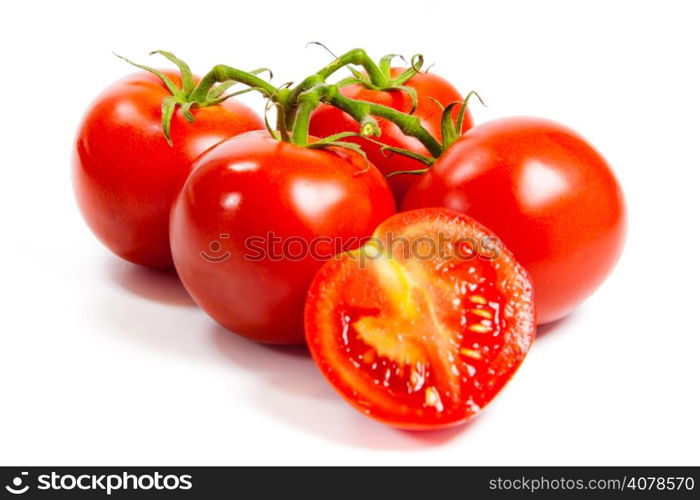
xmin=118 ymin=48 xmax=459 ymax=161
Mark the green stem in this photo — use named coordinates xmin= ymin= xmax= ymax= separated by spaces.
xmin=316 ymin=85 xmax=443 ymax=157
xmin=317 ymin=48 xmax=387 ymax=85
xmin=190 ymin=64 xmax=278 ymax=102
xmin=276 ymin=87 xmax=292 ymax=142
xmin=127 ymin=49 xmax=443 ymax=156
xmin=288 ymin=48 xmax=388 ymax=106
xmin=291 ymin=91 xmax=320 ymax=145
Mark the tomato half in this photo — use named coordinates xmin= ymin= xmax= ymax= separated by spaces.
xmin=170 ymin=130 xmax=396 ymax=344
xmin=402 ymin=117 xmax=626 ymax=324
xmin=305 ymin=208 xmax=535 ymax=429
xmin=73 ymin=71 xmax=263 ymax=269
xmin=309 ymin=69 xmax=472 ymax=202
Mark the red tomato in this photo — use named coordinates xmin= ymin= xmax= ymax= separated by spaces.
xmin=402 ymin=117 xmax=626 ymax=324
xmin=309 ymin=69 xmax=472 ymax=202
xmin=170 ymin=130 xmax=396 ymax=344
xmin=305 ymin=208 xmax=535 ymax=429
xmin=73 ymin=71 xmax=263 ymax=268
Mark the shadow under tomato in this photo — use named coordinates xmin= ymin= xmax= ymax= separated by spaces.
xmin=211 ymin=324 xmax=474 ymax=450
xmin=92 ymin=260 xmax=214 ymax=363
xmin=535 ymin=309 xmax=581 ymax=340
xmin=107 ymin=259 xmax=196 ymax=306
xmin=98 ymin=257 xmax=475 ymax=449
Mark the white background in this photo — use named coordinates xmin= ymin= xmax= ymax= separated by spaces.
xmin=1 ymin=0 xmax=698 ymax=466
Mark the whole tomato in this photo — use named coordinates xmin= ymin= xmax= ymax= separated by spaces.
xmin=73 ymin=71 xmax=263 ymax=269
xmin=170 ymin=130 xmax=396 ymax=344
xmin=309 ymin=69 xmax=472 ymax=202
xmin=402 ymin=117 xmax=626 ymax=324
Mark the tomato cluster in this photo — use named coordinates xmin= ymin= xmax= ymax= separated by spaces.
xmin=74 ymin=49 xmax=625 ymax=430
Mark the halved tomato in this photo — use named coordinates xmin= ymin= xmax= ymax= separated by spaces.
xmin=304 ymin=208 xmax=535 ymax=429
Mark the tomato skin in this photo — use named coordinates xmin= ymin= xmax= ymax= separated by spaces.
xmin=402 ymin=117 xmax=627 ymax=324
xmin=309 ymin=69 xmax=472 ymax=202
xmin=73 ymin=71 xmax=263 ymax=269
xmin=170 ymin=130 xmax=396 ymax=344
xmin=305 ymin=208 xmax=535 ymax=429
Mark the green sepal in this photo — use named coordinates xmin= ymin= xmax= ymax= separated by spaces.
xmin=456 ymin=90 xmax=485 ymax=132
xmin=207 ymin=86 xmax=265 ymax=106
xmin=348 ymin=66 xmax=368 ymax=82
xmin=308 ymin=139 xmax=372 ymax=174
xmin=393 ymin=84 xmax=418 ymax=114
xmin=313 ymin=132 xmax=365 ymax=143
xmin=113 ymin=53 xmax=180 ymax=95
xmin=116 ymin=51 xmax=272 ymax=147
xmin=336 ymin=76 xmax=371 ymax=89
xmin=149 ymin=50 xmax=195 ymax=95
xmin=379 ymin=53 xmax=406 ymax=77
xmin=160 ymin=96 xmax=177 ymax=147
xmin=385 ymin=167 xmax=430 ymax=178
xmin=437 ymin=90 xmax=487 ymax=150
xmin=362 ymin=137 xmax=435 ymax=167
xmin=181 ymin=102 xmax=195 ymax=123
xmin=262 ymin=98 xmax=281 ymax=141
xmin=440 ymin=101 xmax=460 ymax=150
xmin=206 ymin=80 xmax=238 ymax=100
xmin=389 ymin=54 xmax=424 ymax=87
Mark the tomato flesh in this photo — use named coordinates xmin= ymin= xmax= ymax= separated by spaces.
xmin=305 ymin=208 xmax=535 ymax=429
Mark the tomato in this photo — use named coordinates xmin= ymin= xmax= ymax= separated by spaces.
xmin=402 ymin=117 xmax=626 ymax=324
xmin=73 ymin=71 xmax=263 ymax=269
xmin=309 ymin=69 xmax=472 ymax=202
xmin=169 ymin=130 xmax=396 ymax=344
xmin=305 ymin=208 xmax=535 ymax=429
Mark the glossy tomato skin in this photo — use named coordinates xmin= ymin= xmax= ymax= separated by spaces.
xmin=402 ymin=117 xmax=627 ymax=324
xmin=305 ymin=208 xmax=535 ymax=429
xmin=170 ymin=130 xmax=396 ymax=344
xmin=309 ymin=69 xmax=472 ymax=202
xmin=73 ymin=71 xmax=263 ymax=269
